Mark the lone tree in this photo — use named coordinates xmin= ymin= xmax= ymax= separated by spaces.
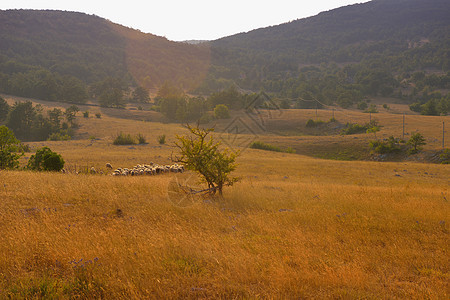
xmin=0 ymin=125 xmax=22 ymax=169
xmin=173 ymin=124 xmax=240 ymax=196
xmin=407 ymin=132 xmax=426 ymax=154
xmin=64 ymin=105 xmax=79 ymax=125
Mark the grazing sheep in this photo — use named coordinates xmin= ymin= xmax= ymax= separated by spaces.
xmin=90 ymin=167 xmax=97 ymax=174
xmin=109 ymin=162 xmax=187 ymax=177
xmin=106 ymin=163 xmax=113 ymax=169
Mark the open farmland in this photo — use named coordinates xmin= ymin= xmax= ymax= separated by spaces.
xmin=0 ymin=96 xmax=449 ymax=298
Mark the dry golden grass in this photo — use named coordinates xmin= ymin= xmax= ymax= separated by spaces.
xmin=1 ymin=149 xmax=449 ymax=298
xmin=0 ymin=97 xmax=449 ymax=298
xmin=221 ymin=107 xmax=450 ymax=161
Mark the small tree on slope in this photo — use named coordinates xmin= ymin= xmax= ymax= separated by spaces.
xmin=0 ymin=125 xmax=22 ymax=169
xmin=173 ymin=124 xmax=240 ymax=196
xmin=407 ymin=132 xmax=426 ymax=154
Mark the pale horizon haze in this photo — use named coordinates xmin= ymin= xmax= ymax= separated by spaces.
xmin=0 ymin=1 xmax=369 ymax=41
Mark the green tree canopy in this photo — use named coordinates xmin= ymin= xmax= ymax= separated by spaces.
xmin=6 ymin=101 xmax=37 ymax=140
xmin=131 ymin=86 xmax=150 ymax=103
xmin=64 ymin=105 xmax=79 ymax=125
xmin=27 ymin=146 xmax=65 ymax=172
xmin=214 ymin=104 xmax=230 ymax=119
xmin=0 ymin=97 xmax=9 ymax=121
xmin=0 ymin=125 xmax=22 ymax=169
xmin=407 ymin=132 xmax=427 ymax=154
xmin=174 ymin=124 xmax=240 ymax=196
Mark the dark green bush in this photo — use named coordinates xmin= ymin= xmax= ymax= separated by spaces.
xmin=439 ymin=149 xmax=450 ymax=164
xmin=250 ymin=141 xmax=295 ymax=153
xmin=47 ymin=132 xmax=71 ymax=141
xmin=357 ymin=101 xmax=368 ymax=110
xmin=342 ymin=121 xmax=380 ymax=135
xmin=341 ymin=123 xmax=367 ymax=135
xmin=113 ymin=133 xmax=136 ymax=145
xmin=27 ymin=147 xmax=65 ymax=171
xmin=306 ymin=119 xmax=325 ymax=128
xmin=214 ymin=104 xmax=230 ymax=119
xmin=369 ymin=136 xmax=402 ymax=154
xmin=0 ymin=150 xmax=21 ymax=169
xmin=250 ymin=141 xmax=282 ymax=152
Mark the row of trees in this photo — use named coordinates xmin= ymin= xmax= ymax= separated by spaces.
xmin=89 ymin=77 xmax=149 ymax=108
xmin=409 ymin=89 xmax=450 ymax=115
xmin=369 ymin=132 xmax=427 ymax=155
xmin=0 ymin=68 xmax=151 ymax=108
xmin=0 ymin=97 xmax=77 ymax=141
xmin=156 ymin=84 xmax=282 ymax=122
xmin=0 ymin=69 xmax=88 ymax=103
xmin=196 ymin=61 xmax=403 ymax=109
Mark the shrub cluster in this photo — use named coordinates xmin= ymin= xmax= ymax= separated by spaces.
xmin=305 ymin=119 xmax=325 ymax=128
xmin=250 ymin=141 xmax=295 ymax=153
xmin=113 ymin=132 xmax=147 ymax=145
xmin=341 ymin=121 xmax=379 ymax=135
xmin=439 ymin=149 xmax=450 ymax=164
xmin=369 ymin=136 xmax=404 ymax=154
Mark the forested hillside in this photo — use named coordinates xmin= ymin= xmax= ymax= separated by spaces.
xmin=0 ymin=10 xmax=210 ymax=104
xmin=201 ymin=0 xmax=450 ymax=112
xmin=0 ymin=0 xmax=449 ymax=113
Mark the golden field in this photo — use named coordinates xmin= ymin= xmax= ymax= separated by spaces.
xmin=0 ymin=96 xmax=449 ymax=298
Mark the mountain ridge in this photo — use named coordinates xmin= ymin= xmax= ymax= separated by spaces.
xmin=0 ymin=0 xmax=449 ymax=110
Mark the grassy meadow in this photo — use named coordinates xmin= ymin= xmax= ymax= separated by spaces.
xmin=0 ymin=96 xmax=449 ymax=298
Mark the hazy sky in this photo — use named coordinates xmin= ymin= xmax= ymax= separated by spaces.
xmin=0 ymin=1 xmax=369 ymax=41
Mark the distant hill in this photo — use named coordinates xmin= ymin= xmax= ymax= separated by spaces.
xmin=0 ymin=1 xmax=449 ymax=111
xmin=182 ymin=40 xmax=209 ymax=45
xmin=202 ymin=0 xmax=449 ymax=108
xmin=0 ymin=9 xmax=210 ymax=91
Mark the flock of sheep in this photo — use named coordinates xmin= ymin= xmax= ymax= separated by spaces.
xmin=106 ymin=162 xmax=185 ymax=176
